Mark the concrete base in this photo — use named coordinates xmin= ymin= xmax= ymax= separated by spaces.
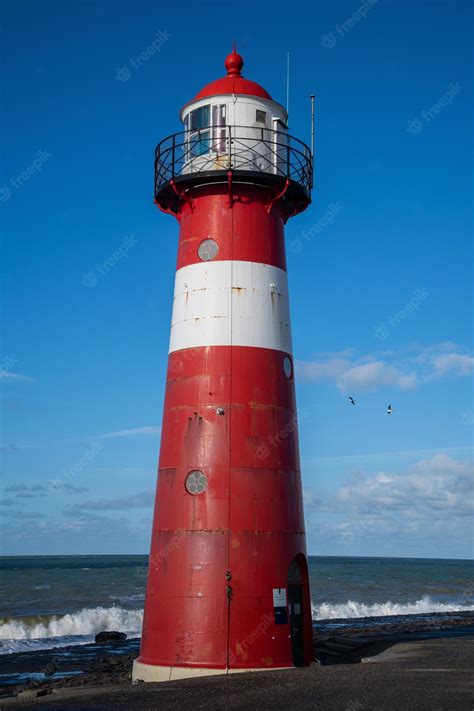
xmin=132 ymin=659 xmax=291 ymax=683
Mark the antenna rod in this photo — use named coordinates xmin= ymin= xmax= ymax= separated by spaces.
xmin=286 ymin=52 xmax=290 ymax=119
xmin=310 ymin=93 xmax=315 ymax=157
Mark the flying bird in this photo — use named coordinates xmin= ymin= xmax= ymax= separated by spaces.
xmin=387 ymin=404 xmax=393 ymax=415
xmin=348 ymin=397 xmax=356 ymax=406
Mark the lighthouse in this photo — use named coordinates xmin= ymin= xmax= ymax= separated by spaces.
xmin=133 ymin=48 xmax=314 ymax=682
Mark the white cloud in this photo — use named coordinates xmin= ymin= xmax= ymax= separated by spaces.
xmin=334 ymin=453 xmax=473 ymax=516
xmin=428 ymin=353 xmax=474 ymax=380
xmin=4 ymin=483 xmax=88 ymax=496
xmin=303 ymin=489 xmax=322 ymax=508
xmin=297 ymin=357 xmax=349 ymax=382
xmin=0 ymin=510 xmax=151 ymax=554
xmin=296 ymin=355 xmax=416 ymax=392
xmin=297 ymin=342 xmax=472 ymax=392
xmin=69 ymin=427 xmax=161 ymax=444
xmin=0 ymin=444 xmax=17 ymax=453
xmin=306 ymin=454 xmax=473 ymax=526
xmin=0 ymin=370 xmax=34 ymax=382
xmin=94 ymin=426 xmax=161 ymax=440
xmin=1 ymin=509 xmax=44 ymax=518
xmin=71 ymin=490 xmax=155 ymax=511
xmin=304 ymin=454 xmax=474 ymax=554
xmin=336 ymin=361 xmax=417 ymax=392
xmin=413 ymin=341 xmax=459 ymax=360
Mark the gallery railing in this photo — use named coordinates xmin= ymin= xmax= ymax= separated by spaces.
xmin=154 ymin=125 xmax=313 ymax=200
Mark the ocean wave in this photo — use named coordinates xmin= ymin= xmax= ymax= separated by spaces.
xmin=312 ymin=596 xmax=474 ymax=620
xmin=1 ymin=597 xmax=473 ymax=654
xmin=0 ymin=636 xmax=93 ymax=655
xmin=109 ymin=593 xmax=145 ymax=603
xmin=0 ymin=606 xmax=143 ymax=643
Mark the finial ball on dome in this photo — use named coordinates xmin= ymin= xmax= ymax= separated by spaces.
xmin=225 ymin=46 xmax=244 ymax=76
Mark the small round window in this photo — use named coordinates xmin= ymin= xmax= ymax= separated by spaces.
xmin=185 ymin=470 xmax=208 ymax=495
xmin=283 ymin=356 xmax=293 ymax=379
xmin=198 ymin=238 xmax=218 ymax=261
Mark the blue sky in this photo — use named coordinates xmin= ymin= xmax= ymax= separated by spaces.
xmin=1 ymin=0 xmax=472 ymax=558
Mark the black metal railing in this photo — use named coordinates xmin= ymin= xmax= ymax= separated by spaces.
xmin=154 ymin=125 xmax=313 ymax=199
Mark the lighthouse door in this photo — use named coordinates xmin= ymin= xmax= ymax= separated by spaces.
xmin=288 ymin=556 xmax=306 ymax=667
xmin=288 ymin=583 xmax=304 ymax=667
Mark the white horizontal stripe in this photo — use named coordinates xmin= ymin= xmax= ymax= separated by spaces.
xmin=169 ymin=261 xmax=293 ymax=354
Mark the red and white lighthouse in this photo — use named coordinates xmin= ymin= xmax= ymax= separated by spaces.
xmin=133 ymin=48 xmax=314 ymax=682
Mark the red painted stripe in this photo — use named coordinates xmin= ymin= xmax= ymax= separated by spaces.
xmin=176 ymin=185 xmax=287 ymax=271
xmin=160 ymin=346 xmax=299 ymax=469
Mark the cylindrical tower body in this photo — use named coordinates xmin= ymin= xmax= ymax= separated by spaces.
xmin=134 ymin=49 xmax=314 ymax=682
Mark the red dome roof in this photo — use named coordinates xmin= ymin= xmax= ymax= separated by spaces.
xmin=190 ymin=48 xmax=273 ymax=102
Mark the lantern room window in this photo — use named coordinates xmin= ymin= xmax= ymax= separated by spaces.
xmin=212 ymin=104 xmax=226 ymax=152
xmin=187 ymin=105 xmax=211 ymax=157
xmin=185 ymin=104 xmax=226 ymax=159
xmin=256 ymin=109 xmax=267 ymax=124
xmin=189 ymin=105 xmax=210 ymax=131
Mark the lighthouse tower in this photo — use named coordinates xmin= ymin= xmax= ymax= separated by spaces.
xmin=133 ymin=48 xmax=314 ymax=682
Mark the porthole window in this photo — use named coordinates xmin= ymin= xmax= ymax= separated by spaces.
xmin=185 ymin=470 xmax=208 ymax=495
xmin=283 ymin=356 xmax=293 ymax=379
xmin=198 ymin=238 xmax=219 ymax=261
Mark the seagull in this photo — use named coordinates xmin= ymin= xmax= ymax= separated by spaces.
xmin=387 ymin=404 xmax=393 ymax=415
xmin=348 ymin=396 xmax=356 ymax=406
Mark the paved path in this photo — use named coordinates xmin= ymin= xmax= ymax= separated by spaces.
xmin=4 ymin=637 xmax=474 ymax=711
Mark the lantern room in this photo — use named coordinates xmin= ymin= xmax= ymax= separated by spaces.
xmin=154 ymin=48 xmax=313 ymax=218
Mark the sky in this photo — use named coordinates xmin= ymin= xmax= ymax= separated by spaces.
xmin=1 ymin=0 xmax=473 ymax=558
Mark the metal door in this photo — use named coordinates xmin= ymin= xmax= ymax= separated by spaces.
xmin=288 ymin=583 xmax=304 ymax=667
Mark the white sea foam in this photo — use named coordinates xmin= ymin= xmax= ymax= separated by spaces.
xmin=1 ymin=598 xmax=472 ymax=655
xmin=109 ymin=593 xmax=145 ymax=603
xmin=312 ymin=596 xmax=474 ymax=620
xmin=0 ymin=606 xmax=143 ymax=645
xmin=0 ymin=637 xmax=92 ymax=655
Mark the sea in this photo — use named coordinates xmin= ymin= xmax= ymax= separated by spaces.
xmin=1 ymin=555 xmax=473 ymax=655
